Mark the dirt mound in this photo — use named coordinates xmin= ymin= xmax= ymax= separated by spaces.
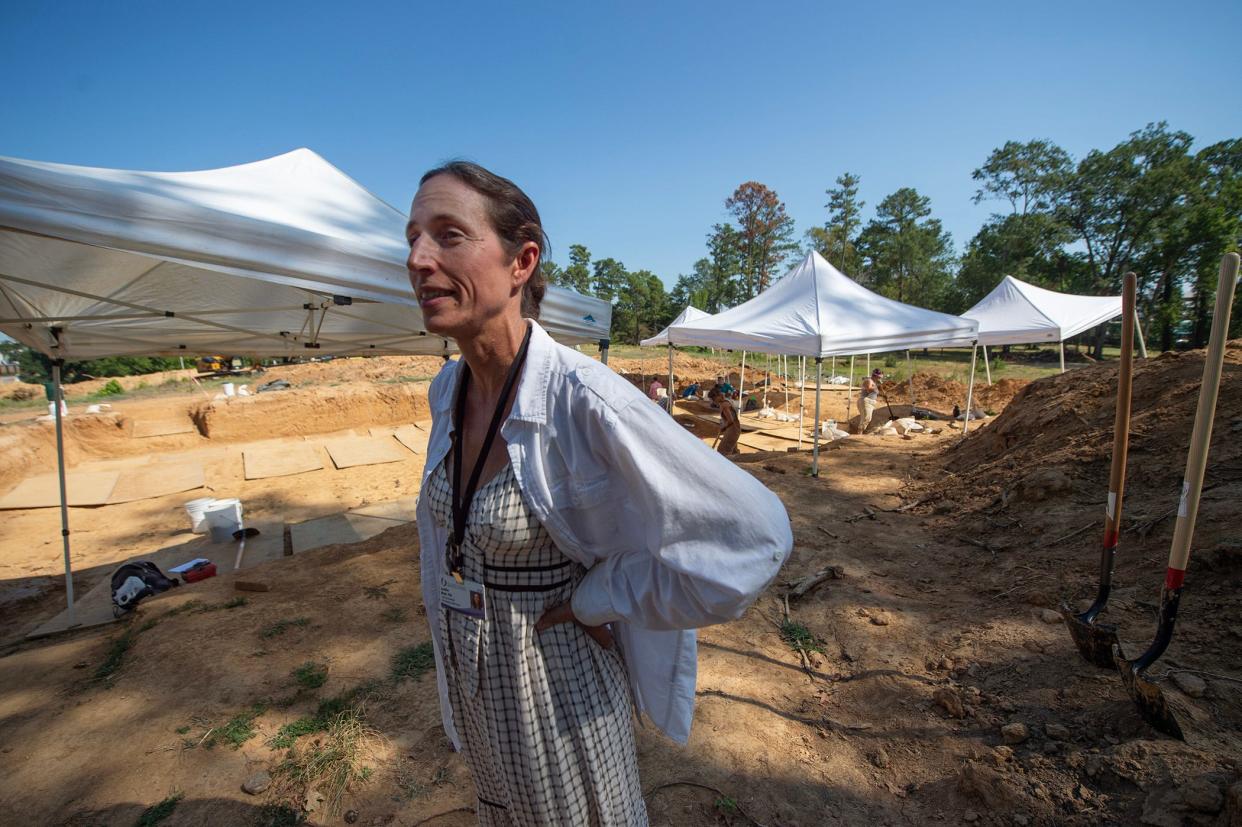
xmin=941 ymin=342 xmax=1242 ymax=509
xmin=191 ymin=381 xmax=433 ymax=441
xmin=0 ymin=380 xmax=44 ymax=401
xmin=262 ymin=355 xmax=447 ymax=386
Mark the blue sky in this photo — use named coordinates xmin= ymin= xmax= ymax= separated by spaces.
xmin=2 ymin=0 xmax=1239 ymax=289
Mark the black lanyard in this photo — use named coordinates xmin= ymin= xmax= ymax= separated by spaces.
xmin=447 ymin=325 xmax=533 ymax=575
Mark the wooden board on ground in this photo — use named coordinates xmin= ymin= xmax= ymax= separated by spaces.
xmin=348 ymin=496 xmax=418 ymax=523
xmin=0 ymin=471 xmax=120 ymax=510
xmin=131 ymin=419 xmax=196 ymax=438
xmin=289 ymin=511 xmax=405 ymax=554
xmin=738 ymin=433 xmax=807 ymax=453
xmin=323 ymin=437 xmax=410 ymax=469
xmin=108 ymin=463 xmax=206 ymax=504
xmin=26 ymin=520 xmax=285 ymax=639
xmin=388 ymin=424 xmax=429 ymax=454
xmin=243 ymin=444 xmax=323 ymax=480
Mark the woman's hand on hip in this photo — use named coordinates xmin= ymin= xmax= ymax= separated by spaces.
xmin=535 ymin=602 xmax=614 ymax=650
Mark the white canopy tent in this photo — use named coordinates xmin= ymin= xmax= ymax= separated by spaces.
xmin=0 ymin=148 xmax=611 ymax=625
xmin=669 ymin=251 xmax=979 ymax=475
xmin=960 ymin=275 xmax=1146 ymax=381
xmin=640 ymin=305 xmax=710 ymax=413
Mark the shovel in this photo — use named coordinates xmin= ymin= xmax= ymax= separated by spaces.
xmin=1113 ymin=252 xmax=1238 ymax=739
xmin=1061 ymin=272 xmax=1138 ymax=667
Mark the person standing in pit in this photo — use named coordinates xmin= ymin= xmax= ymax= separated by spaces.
xmin=710 ymin=387 xmax=740 ymax=455
xmin=406 ymin=161 xmax=792 ymax=826
xmin=858 ymin=368 xmax=882 ymax=432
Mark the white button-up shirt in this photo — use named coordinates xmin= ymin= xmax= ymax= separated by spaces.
xmin=416 ymin=320 xmax=793 ymax=747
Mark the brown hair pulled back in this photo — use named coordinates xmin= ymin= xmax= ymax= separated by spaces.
xmin=419 ymin=161 xmax=548 ymax=319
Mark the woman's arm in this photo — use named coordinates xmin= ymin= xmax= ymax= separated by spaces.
xmin=567 ymin=390 xmax=792 ymax=631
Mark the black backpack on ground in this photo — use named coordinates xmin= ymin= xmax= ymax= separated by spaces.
xmin=110 ymin=561 xmax=180 ymax=616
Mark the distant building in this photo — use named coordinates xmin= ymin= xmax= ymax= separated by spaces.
xmin=0 ymin=353 xmax=18 ymax=383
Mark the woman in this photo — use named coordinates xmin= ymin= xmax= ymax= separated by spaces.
xmin=709 ymin=387 xmax=741 ymax=455
xmin=408 ymin=162 xmax=792 ymax=826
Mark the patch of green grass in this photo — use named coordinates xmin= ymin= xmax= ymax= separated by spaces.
xmin=269 ymin=715 xmax=324 ymax=750
xmin=292 ymin=661 xmax=328 ymax=690
xmin=779 ymin=619 xmax=824 ymax=656
xmin=94 ymin=379 xmax=125 ymax=397
xmin=380 ymin=606 xmax=407 ymax=623
xmin=205 ymin=703 xmax=267 ymax=750
xmin=273 ymin=710 xmax=378 ymax=815
xmin=94 ymin=628 xmax=137 ymax=682
xmin=390 ymin=642 xmax=435 ymax=683
xmin=267 ymin=682 xmax=382 ymax=749
xmin=261 ymin=617 xmax=309 ymax=639
xmin=714 ymin=796 xmax=738 ymax=815
xmin=363 ymin=585 xmax=390 ymax=600
xmin=134 ymin=792 xmax=182 ymax=826
xmin=174 ymin=725 xmax=191 ymax=735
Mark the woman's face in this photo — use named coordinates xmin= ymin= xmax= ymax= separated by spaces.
xmin=405 ymin=175 xmax=530 ymax=339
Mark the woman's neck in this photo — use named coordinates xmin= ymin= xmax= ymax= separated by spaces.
xmin=458 ymin=314 xmax=528 ymax=401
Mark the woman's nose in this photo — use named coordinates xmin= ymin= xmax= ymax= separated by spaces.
xmin=406 ymin=236 xmax=436 ymax=275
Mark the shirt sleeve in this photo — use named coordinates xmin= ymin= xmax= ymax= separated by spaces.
xmin=570 ymin=391 xmax=793 ymax=630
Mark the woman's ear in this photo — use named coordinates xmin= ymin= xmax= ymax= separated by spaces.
xmin=512 ymin=241 xmax=540 ymax=289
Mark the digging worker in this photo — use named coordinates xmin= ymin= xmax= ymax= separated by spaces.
xmin=406 ymin=161 xmax=792 ymax=825
xmin=858 ymin=368 xmax=882 ymax=432
xmin=709 ymin=386 xmax=741 ymax=455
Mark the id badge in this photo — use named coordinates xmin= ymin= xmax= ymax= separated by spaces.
xmin=440 ymin=572 xmax=485 ymax=619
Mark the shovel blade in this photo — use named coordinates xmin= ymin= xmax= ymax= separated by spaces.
xmin=1112 ymin=644 xmax=1185 ymax=740
xmin=1060 ymin=602 xmax=1119 ymax=669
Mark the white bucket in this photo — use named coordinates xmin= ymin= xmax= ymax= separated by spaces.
xmin=184 ymin=497 xmax=217 ymax=533
xmin=203 ymin=498 xmax=243 ymax=542
xmin=223 ymin=382 xmax=236 ymax=397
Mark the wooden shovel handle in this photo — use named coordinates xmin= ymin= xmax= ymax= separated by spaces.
xmin=1105 ymin=273 xmax=1137 ymax=544
xmin=1166 ymin=252 xmax=1240 ymax=585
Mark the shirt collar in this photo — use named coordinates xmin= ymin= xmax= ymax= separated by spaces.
xmin=429 ymin=319 xmax=553 ymax=426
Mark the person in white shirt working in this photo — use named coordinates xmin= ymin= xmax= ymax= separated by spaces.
xmin=407 ymin=162 xmax=792 ymax=826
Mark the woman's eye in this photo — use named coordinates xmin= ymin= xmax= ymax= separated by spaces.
xmin=439 ymin=229 xmax=465 ymax=243
xmin=406 ymin=233 xmax=420 ymax=247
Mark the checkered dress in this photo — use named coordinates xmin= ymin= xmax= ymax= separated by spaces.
xmin=426 ymin=460 xmax=647 ymax=826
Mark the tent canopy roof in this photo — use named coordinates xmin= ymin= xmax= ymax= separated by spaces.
xmin=639 ymin=305 xmax=710 ymax=347
xmin=668 ymin=251 xmax=977 ymax=357
xmin=0 ymin=149 xmax=610 ymax=358
xmin=961 ymin=275 xmax=1123 ymax=346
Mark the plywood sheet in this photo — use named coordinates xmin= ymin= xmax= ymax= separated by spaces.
xmin=390 ymin=424 xmax=429 ymax=454
xmin=132 ymin=419 xmax=196 ymax=438
xmin=289 ymin=512 xmax=401 ymax=554
xmin=738 ymin=433 xmax=804 ymax=453
xmin=26 ymin=520 xmax=285 ymax=639
xmin=348 ymin=496 xmax=418 ymax=523
xmin=243 ymin=444 xmax=323 ymax=480
xmin=323 ymin=437 xmax=410 ymax=469
xmin=0 ymin=471 xmax=120 ymax=510
xmin=108 ymin=463 xmax=206 ymax=503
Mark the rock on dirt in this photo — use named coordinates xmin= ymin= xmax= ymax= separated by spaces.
xmin=1039 ymin=608 xmax=1062 ymax=624
xmin=1044 ymin=723 xmax=1070 ymax=741
xmin=1171 ymin=671 xmax=1207 ymax=698
xmin=1003 ymin=468 xmax=1072 ymax=505
xmin=1180 ymin=778 xmax=1224 ymax=813
xmin=933 ymin=687 xmax=966 ymax=719
xmin=1000 ymin=722 xmax=1030 ymax=744
xmin=956 ymin=761 xmax=1020 ymax=810
xmin=241 ymin=770 xmax=270 ymax=795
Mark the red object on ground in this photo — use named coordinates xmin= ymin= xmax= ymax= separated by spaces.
xmin=183 ymin=562 xmax=217 ymax=583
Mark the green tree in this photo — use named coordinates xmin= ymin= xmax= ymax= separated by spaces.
xmin=612 ymin=270 xmax=669 ymax=344
xmin=725 ymin=182 xmax=798 ymax=298
xmin=561 ymin=244 xmax=594 ymax=295
xmin=591 ymin=257 xmax=629 ymax=302
xmin=856 ymin=188 xmax=955 ymax=309
xmin=806 ymin=172 xmax=864 ymax=274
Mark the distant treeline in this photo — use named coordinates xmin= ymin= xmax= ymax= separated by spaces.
xmin=544 ymin=122 xmax=1241 ymax=352
xmin=0 ymin=341 xmax=183 ymax=384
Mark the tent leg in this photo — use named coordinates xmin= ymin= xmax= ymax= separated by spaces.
xmin=667 ymin=345 xmax=674 ymax=416
xmin=1135 ymin=309 xmax=1149 ymax=359
xmin=598 ymin=338 xmax=610 ymax=366
xmin=1059 ymin=341 xmax=1065 ymax=373
xmin=907 ymin=350 xmax=916 ymax=409
xmin=53 ymin=362 xmax=77 ymax=627
xmin=982 ymin=345 xmax=992 ymax=385
xmin=812 ymin=357 xmax=823 ymax=477
xmin=845 ymin=355 xmax=854 ymax=424
xmin=798 ymin=357 xmax=805 ymax=450
xmin=783 ymin=355 xmax=789 ymax=411
xmin=963 ymin=344 xmax=978 ymax=437
xmin=738 ymin=351 xmax=746 ymax=412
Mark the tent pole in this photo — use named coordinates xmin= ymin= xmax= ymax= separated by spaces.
xmin=667 ymin=345 xmax=674 ymax=415
xmin=783 ymin=355 xmax=789 ymax=411
xmin=812 ymin=357 xmax=823 ymax=477
xmin=738 ymin=351 xmax=746 ymax=413
xmin=1135 ymin=308 xmax=1149 ymax=359
xmin=845 ymin=355 xmax=854 ymax=424
xmin=907 ymin=350 xmax=916 ymax=409
xmin=52 ymin=362 xmax=77 ymax=626
xmin=762 ymin=353 xmax=769 ymax=409
xmin=598 ymin=339 xmax=610 ymax=366
xmin=982 ymin=345 xmax=992 ymax=385
xmin=963 ymin=343 xmax=978 ymax=437
xmin=1059 ymin=341 xmax=1065 ymax=373
xmin=866 ymin=352 xmax=870 ymax=376
xmin=798 ymin=357 xmax=806 ymax=450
